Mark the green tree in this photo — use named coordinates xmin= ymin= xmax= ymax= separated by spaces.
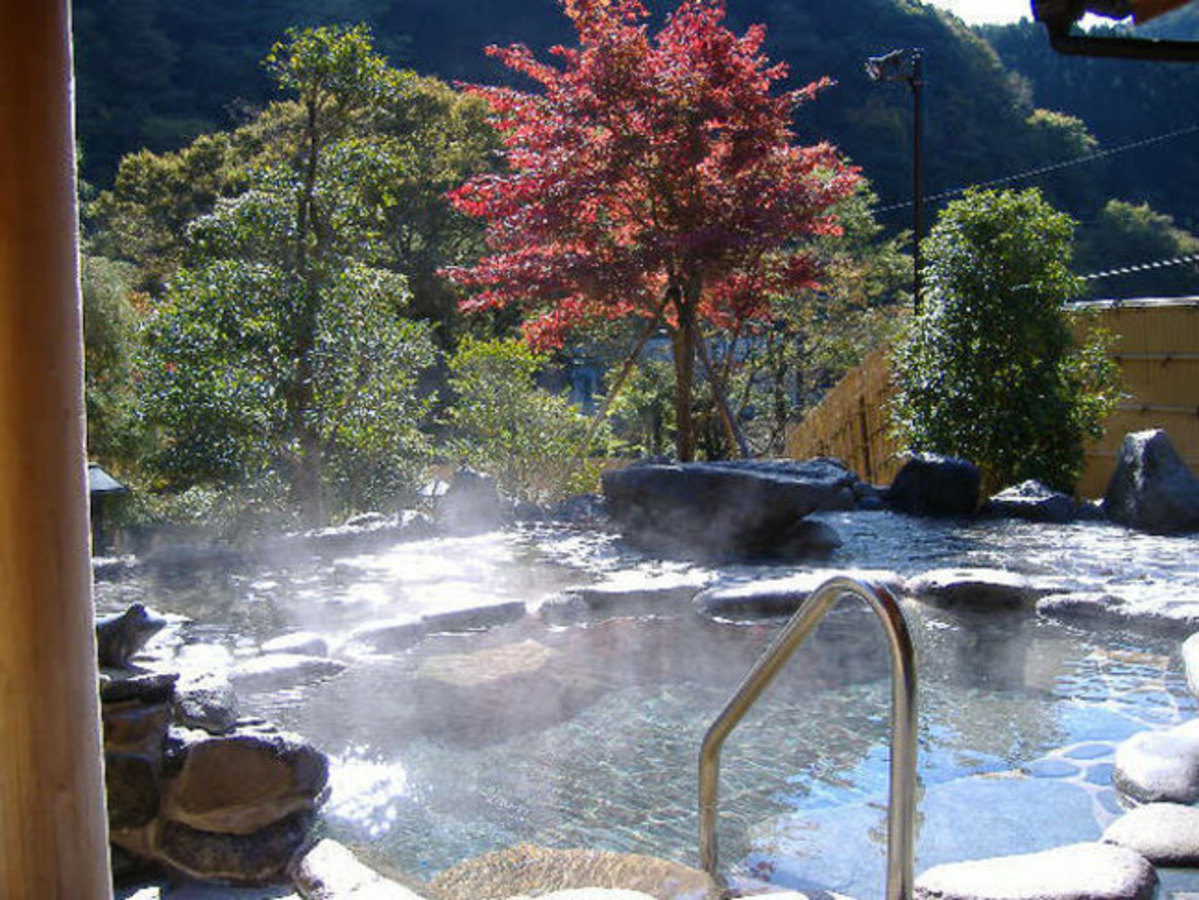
xmin=81 ymin=255 xmax=146 ymax=466
xmin=142 ymin=25 xmax=437 ymax=523
xmin=891 ymin=188 xmax=1120 ymax=494
xmin=443 ymin=338 xmax=607 ymax=504
xmin=87 ymin=133 xmax=251 ymax=293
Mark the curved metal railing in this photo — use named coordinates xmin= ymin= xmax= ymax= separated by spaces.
xmin=698 ymin=575 xmax=918 ymax=900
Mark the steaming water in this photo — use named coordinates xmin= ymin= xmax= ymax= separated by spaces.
xmin=96 ymin=512 xmax=1199 ymax=898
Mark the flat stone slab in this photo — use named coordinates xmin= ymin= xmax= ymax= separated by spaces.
xmin=1104 ymin=802 xmax=1199 ymax=866
xmin=904 ymin=568 xmax=1046 ymax=610
xmin=913 ymin=842 xmax=1157 ymax=900
xmin=1113 ymin=719 xmax=1199 ymax=804
xmin=539 ymin=578 xmax=703 ymax=625
xmin=261 ymin=631 xmax=329 ymax=657
xmin=342 ymin=616 xmax=427 ymax=655
xmin=1038 ymin=591 xmax=1199 ymax=634
xmin=423 ymin=600 xmax=526 ymax=633
xmin=694 ymin=570 xmax=902 ymax=621
xmin=230 ymin=653 xmax=346 ymax=693
xmin=429 ymin=844 xmax=721 ymax=900
xmin=289 ymin=838 xmax=427 ymax=899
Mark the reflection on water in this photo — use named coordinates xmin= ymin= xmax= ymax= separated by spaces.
xmin=94 ymin=512 xmax=1199 ymax=897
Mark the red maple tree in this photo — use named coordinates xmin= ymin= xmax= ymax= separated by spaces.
xmin=445 ymin=0 xmax=859 ymax=459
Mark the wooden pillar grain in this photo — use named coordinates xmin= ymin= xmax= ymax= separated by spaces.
xmin=0 ymin=2 xmax=113 ymax=896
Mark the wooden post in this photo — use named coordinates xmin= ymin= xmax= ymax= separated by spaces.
xmin=0 ymin=2 xmax=114 ymax=897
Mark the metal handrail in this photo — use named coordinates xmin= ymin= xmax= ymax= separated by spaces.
xmin=698 ymin=575 xmax=918 ymax=900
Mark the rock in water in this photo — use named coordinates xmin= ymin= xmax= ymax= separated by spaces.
xmin=913 ymin=842 xmax=1157 ymax=900
xmin=97 ymin=603 xmax=167 ymax=669
xmin=290 ymin=838 xmax=427 ymax=900
xmin=601 ymin=459 xmax=854 ymax=561
xmin=430 ymin=844 xmax=721 ymax=900
xmin=887 ymin=453 xmax=980 ymax=517
xmin=438 ymin=466 xmax=505 ymax=534
xmin=1104 ymin=429 xmax=1199 ymax=534
xmin=982 ymin=479 xmax=1077 ymax=523
xmin=1103 ymin=802 xmax=1199 ymax=866
xmin=160 ymin=723 xmax=329 ymax=835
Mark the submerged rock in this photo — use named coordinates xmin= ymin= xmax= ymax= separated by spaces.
xmin=506 ymin=892 xmax=659 ymax=900
xmin=429 ymin=844 xmax=720 ymax=900
xmin=1104 ymin=429 xmax=1199 ymax=534
xmin=887 ymin=454 xmax=980 ymax=518
xmin=1103 ymin=802 xmax=1199 ymax=866
xmin=982 ymin=480 xmax=1077 ymax=524
xmin=413 ymin=640 xmax=604 ymax=745
xmin=913 ymin=842 xmax=1157 ymax=900
xmin=601 ymin=458 xmax=855 ymax=561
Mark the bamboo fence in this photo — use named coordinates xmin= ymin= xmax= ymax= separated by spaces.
xmin=786 ymin=298 xmax=1199 ymax=499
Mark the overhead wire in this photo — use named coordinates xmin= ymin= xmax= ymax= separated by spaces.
xmin=873 ymin=121 xmax=1199 ymax=215
xmin=1077 ymin=250 xmax=1199 ymax=283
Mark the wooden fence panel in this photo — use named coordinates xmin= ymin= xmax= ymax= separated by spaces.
xmin=786 ymin=298 xmax=1199 ymax=499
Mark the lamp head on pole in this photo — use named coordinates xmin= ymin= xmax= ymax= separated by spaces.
xmin=864 ymin=47 xmax=922 ymax=83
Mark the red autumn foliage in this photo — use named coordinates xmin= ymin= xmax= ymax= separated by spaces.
xmin=444 ymin=0 xmax=860 ymax=350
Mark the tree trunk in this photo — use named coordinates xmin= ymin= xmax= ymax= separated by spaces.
xmin=296 ymin=426 xmax=327 ymax=527
xmin=671 ymin=286 xmax=697 ymax=462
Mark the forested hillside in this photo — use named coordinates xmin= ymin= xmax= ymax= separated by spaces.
xmin=66 ymin=0 xmax=1114 ymax=205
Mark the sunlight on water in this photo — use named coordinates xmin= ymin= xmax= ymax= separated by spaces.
xmin=98 ymin=512 xmax=1199 ymax=897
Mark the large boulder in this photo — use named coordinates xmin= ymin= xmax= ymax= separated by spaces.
xmin=1103 ymin=429 xmax=1199 ymax=534
xmin=887 ymin=454 xmax=980 ymax=517
xmin=161 ymin=723 xmax=328 ymax=835
xmin=438 ymin=467 xmax=505 ymax=535
xmin=153 ymin=810 xmax=314 ymax=884
xmin=982 ymin=480 xmax=1077 ymax=524
xmin=601 ymin=458 xmax=855 ymax=560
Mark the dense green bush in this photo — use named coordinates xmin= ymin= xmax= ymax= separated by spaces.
xmin=443 ymin=337 xmax=608 ymax=503
xmin=891 ymin=188 xmax=1121 ymax=494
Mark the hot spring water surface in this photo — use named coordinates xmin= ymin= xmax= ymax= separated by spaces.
xmin=97 ymin=511 xmax=1199 ymax=898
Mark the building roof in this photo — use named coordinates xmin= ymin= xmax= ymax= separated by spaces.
xmin=1034 ymin=0 xmax=1199 ymax=59
xmin=87 ymin=463 xmax=127 ymax=495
